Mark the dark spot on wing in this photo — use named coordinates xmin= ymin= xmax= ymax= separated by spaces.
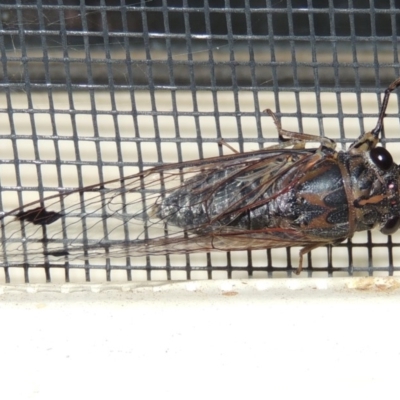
xmin=43 ymin=250 xmax=69 ymax=257
xmin=16 ymin=207 xmax=63 ymax=225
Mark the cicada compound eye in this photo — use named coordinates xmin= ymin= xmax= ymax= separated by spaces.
xmin=370 ymin=147 xmax=393 ymax=171
xmin=380 ymin=216 xmax=400 ymax=235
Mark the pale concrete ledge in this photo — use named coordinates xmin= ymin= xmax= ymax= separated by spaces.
xmin=0 ymin=277 xmax=398 ymax=399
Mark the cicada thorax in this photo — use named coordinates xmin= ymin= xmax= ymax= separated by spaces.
xmin=287 ymin=150 xmax=352 ymax=241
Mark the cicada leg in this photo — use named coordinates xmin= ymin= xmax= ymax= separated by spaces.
xmin=296 ymin=244 xmax=326 ymax=275
xmin=264 ymin=109 xmax=336 ymax=150
xmin=350 ymin=77 xmax=400 ymax=152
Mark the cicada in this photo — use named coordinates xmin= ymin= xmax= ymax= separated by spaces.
xmin=1 ymin=78 xmax=400 ymax=275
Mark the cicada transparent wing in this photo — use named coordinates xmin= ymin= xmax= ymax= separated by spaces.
xmin=0 ymin=147 xmax=329 ymax=269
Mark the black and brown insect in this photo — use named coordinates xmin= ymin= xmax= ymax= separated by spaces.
xmin=1 ymin=78 xmax=400 ymax=274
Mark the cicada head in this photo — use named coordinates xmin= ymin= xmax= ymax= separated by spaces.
xmin=367 ymin=147 xmax=400 ymax=234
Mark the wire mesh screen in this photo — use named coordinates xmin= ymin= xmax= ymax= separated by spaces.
xmin=0 ymin=0 xmax=400 ymax=283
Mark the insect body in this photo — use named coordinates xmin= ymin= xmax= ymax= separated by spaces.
xmin=1 ymin=79 xmax=400 ymax=274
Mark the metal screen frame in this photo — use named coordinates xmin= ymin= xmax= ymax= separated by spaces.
xmin=0 ymin=0 xmax=400 ymax=283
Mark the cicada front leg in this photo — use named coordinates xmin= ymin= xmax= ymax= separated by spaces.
xmin=264 ymin=109 xmax=336 ymax=150
xmin=350 ymin=77 xmax=400 ymax=152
